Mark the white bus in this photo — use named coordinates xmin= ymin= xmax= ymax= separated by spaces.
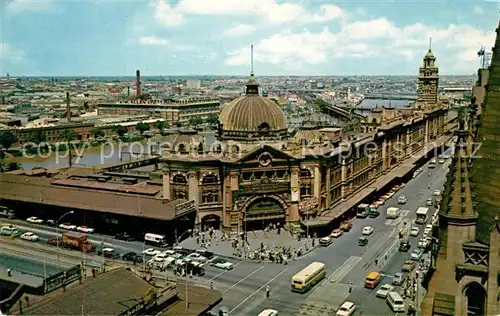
xmin=144 ymin=233 xmax=168 ymax=247
xmin=415 ymin=207 xmax=429 ymax=225
xmin=291 ymin=262 xmax=326 ymax=293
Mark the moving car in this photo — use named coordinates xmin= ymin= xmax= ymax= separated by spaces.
xmin=364 ymin=272 xmax=381 ymax=289
xmin=20 ymin=232 xmax=39 ymax=241
xmin=358 ymin=237 xmax=368 ymax=246
xmin=419 ymin=237 xmax=432 ymax=249
xmin=376 ymin=284 xmax=394 ymax=298
xmin=392 ymin=272 xmax=404 ymax=286
xmin=438 ymin=158 xmax=445 ymax=164
xmin=115 ymin=232 xmax=135 ymax=241
xmin=122 ymin=252 xmax=143 ymax=263
xmin=26 ymin=216 xmax=43 ymax=224
xmin=397 ymin=196 xmax=408 ymax=204
xmin=410 ymin=227 xmax=420 ymax=236
xmin=186 ymin=252 xmax=207 ymax=263
xmin=77 ymin=226 xmax=95 ymax=233
xmin=142 ymin=248 xmax=161 ymax=256
xmin=319 ymin=236 xmax=333 ymax=246
xmin=399 ymin=240 xmax=411 ymax=252
xmin=330 ymin=229 xmax=343 ymax=238
xmin=336 ymin=302 xmax=356 ymax=316
xmin=258 ymin=309 xmax=278 ymax=316
xmin=362 ymin=226 xmax=374 ymax=235
xmin=210 ymin=257 xmax=234 ymax=270
xmin=426 ymin=198 xmax=433 ymax=206
xmin=59 ymin=222 xmax=76 ymax=230
xmin=411 ymin=248 xmax=423 ymax=261
xmin=98 ymin=247 xmax=120 ymax=259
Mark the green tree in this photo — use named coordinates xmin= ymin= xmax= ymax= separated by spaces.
xmin=205 ymin=114 xmax=219 ymax=126
xmin=91 ymin=127 xmax=105 ymax=138
xmin=154 ymin=120 xmax=168 ymax=131
xmin=174 ymin=121 xmax=182 ymax=129
xmin=24 ymin=131 xmax=46 ymax=145
xmin=136 ymin=122 xmax=150 ymax=135
xmin=188 ymin=116 xmax=203 ymax=127
xmin=6 ymin=162 xmax=21 ymax=172
xmin=0 ymin=131 xmax=17 ymax=150
xmin=112 ymin=125 xmax=128 ymax=137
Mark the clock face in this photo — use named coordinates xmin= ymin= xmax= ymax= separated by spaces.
xmin=258 ymin=152 xmax=272 ymax=167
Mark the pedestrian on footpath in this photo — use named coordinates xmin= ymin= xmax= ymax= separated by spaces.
xmin=210 ymin=282 xmax=214 ymax=290
xmin=349 ymin=281 xmax=353 ymax=293
xmin=266 ymin=285 xmax=270 ymax=298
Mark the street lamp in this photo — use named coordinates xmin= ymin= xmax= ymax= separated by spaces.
xmin=56 ymin=210 xmax=75 ymax=270
xmin=185 ymin=261 xmax=189 ymax=310
xmin=175 ymin=229 xmax=192 ymax=246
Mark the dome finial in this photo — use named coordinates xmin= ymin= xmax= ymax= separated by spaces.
xmin=246 ymin=44 xmax=259 ymax=94
xmin=251 ymin=44 xmax=254 ymax=75
xmin=429 ymin=37 xmax=432 ymax=52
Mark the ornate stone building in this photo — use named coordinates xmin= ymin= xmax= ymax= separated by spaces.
xmin=421 ymin=22 xmax=500 ymax=316
xmin=160 ymin=51 xmax=449 ymax=233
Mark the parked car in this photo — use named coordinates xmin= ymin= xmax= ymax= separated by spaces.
xmin=77 ymin=226 xmax=95 ymax=233
xmin=376 ymin=284 xmax=394 ymax=298
xmin=392 ymin=272 xmax=405 ymax=286
xmin=426 ymin=198 xmax=433 ymax=206
xmin=210 ymin=257 xmax=234 ymax=270
xmin=59 ymin=222 xmax=76 ymax=230
xmin=20 ymin=232 xmax=39 ymax=241
xmin=319 ymin=236 xmax=333 ymax=246
xmin=399 ymin=240 xmax=411 ymax=252
xmin=433 ymin=189 xmax=441 ymax=196
xmin=336 ymin=302 xmax=356 ymax=316
xmin=26 ymin=216 xmax=43 ymax=224
xmin=142 ymin=248 xmax=161 ymax=256
xmin=411 ymin=248 xmax=423 ymax=261
xmin=419 ymin=237 xmax=432 ymax=249
xmin=330 ymin=229 xmax=343 ymax=238
xmin=410 ymin=227 xmax=420 ymax=237
xmin=186 ymin=252 xmax=207 ymax=263
xmin=402 ymin=260 xmax=416 ymax=272
xmin=98 ymin=247 xmax=120 ymax=259
xmin=115 ymin=232 xmax=135 ymax=241
xmin=362 ymin=226 xmax=374 ymax=235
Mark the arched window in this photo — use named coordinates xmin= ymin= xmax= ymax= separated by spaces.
xmin=464 ymin=282 xmax=486 ymax=316
xmin=172 ymin=174 xmax=187 ymax=184
xmin=202 ymin=173 xmax=219 ymax=185
xmin=177 ymin=143 xmax=187 ymax=154
xmin=258 ymin=122 xmax=270 ymax=132
xmin=300 ymin=169 xmax=312 ymax=178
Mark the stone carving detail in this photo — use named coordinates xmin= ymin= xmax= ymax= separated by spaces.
xmin=464 ymin=250 xmax=488 ymax=267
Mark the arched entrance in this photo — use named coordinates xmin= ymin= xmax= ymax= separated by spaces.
xmin=243 ymin=196 xmax=286 ymax=231
xmin=201 ymin=214 xmax=221 ymax=231
xmin=464 ymin=281 xmax=486 ymax=315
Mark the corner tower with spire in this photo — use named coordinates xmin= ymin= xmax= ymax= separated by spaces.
xmin=417 ymin=38 xmax=439 ymax=108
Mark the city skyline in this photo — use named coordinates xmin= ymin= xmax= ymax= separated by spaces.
xmin=1 ymin=0 xmax=498 ymax=76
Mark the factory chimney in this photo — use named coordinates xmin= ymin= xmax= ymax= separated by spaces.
xmin=66 ymin=92 xmax=71 ymax=122
xmin=136 ymin=70 xmax=141 ymax=98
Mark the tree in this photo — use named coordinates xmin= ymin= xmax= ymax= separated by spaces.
xmin=205 ymin=114 xmax=219 ymax=126
xmin=0 ymin=131 xmax=17 ymax=150
xmin=188 ymin=116 xmax=203 ymax=127
xmin=24 ymin=131 xmax=45 ymax=145
xmin=6 ymin=162 xmax=21 ymax=172
xmin=112 ymin=125 xmax=128 ymax=137
xmin=174 ymin=121 xmax=182 ymax=129
xmin=154 ymin=120 xmax=168 ymax=131
xmin=59 ymin=129 xmax=79 ymax=145
xmin=91 ymin=127 xmax=104 ymax=138
xmin=136 ymin=122 xmax=150 ymax=135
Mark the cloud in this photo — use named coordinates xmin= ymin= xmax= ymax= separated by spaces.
xmin=473 ymin=5 xmax=484 ymax=14
xmin=222 ymin=24 xmax=257 ymax=37
xmin=152 ymin=0 xmax=344 ymax=27
xmin=225 ymin=17 xmax=495 ymax=73
xmin=139 ymin=36 xmax=169 ymax=46
xmin=5 ymin=0 xmax=56 ymax=14
xmin=0 ymin=43 xmax=26 ymax=62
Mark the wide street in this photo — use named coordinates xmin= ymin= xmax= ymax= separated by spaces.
xmin=0 ymin=151 xmax=451 ymax=315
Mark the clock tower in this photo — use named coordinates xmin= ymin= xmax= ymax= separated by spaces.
xmin=417 ymin=40 xmax=439 ymax=108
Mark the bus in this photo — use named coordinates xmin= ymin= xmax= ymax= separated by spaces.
xmin=415 ymin=207 xmax=429 ymax=225
xmin=291 ymin=262 xmax=326 ymax=293
xmin=144 ymin=233 xmax=168 ymax=247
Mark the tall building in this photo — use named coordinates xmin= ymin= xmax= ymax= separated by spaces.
xmin=421 ymin=22 xmax=500 ymax=316
xmin=417 ymin=44 xmax=439 ymax=108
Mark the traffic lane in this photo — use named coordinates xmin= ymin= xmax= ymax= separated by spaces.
xmin=0 ymin=218 xmax=145 ymax=252
xmin=0 ymin=252 xmax=61 ymax=277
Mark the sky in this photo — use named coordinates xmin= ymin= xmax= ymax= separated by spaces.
xmin=1 ymin=0 xmax=499 ymax=76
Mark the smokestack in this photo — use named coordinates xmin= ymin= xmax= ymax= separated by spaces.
xmin=127 ymin=86 xmax=130 ymax=98
xmin=66 ymin=92 xmax=71 ymax=122
xmin=136 ymin=70 xmax=141 ymax=98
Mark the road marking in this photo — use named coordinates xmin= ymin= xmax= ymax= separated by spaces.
xmin=223 ymin=264 xmax=266 ymax=293
xmin=205 ymin=260 xmax=244 ymax=284
xmin=328 ymin=256 xmax=362 ymax=283
xmin=228 ymin=268 xmax=288 ymax=315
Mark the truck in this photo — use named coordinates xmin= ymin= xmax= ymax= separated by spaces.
xmin=48 ymin=231 xmax=94 ymax=253
xmin=386 ymin=207 xmax=400 ymax=219
xmin=415 ymin=207 xmax=429 ymax=225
